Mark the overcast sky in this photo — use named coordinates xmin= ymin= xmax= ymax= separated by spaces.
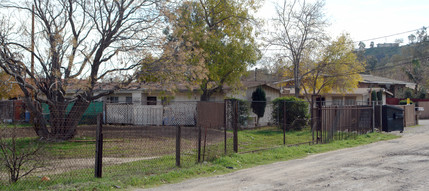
xmin=257 ymin=0 xmax=429 ymax=47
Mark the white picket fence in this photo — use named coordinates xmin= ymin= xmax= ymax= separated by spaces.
xmin=105 ymin=103 xmax=196 ymax=126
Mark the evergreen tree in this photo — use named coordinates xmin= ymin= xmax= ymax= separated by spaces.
xmin=251 ymin=86 xmax=267 ymax=126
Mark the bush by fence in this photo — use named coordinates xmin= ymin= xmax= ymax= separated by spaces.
xmin=272 ymin=97 xmax=309 ymax=131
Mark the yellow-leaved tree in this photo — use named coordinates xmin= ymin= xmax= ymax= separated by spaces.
xmin=280 ymin=34 xmax=365 ymax=135
xmin=301 ymin=34 xmax=366 ymax=98
xmin=0 ymin=71 xmax=23 ymax=99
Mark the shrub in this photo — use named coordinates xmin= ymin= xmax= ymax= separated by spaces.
xmin=227 ymin=98 xmax=249 ymax=126
xmin=272 ymin=97 xmax=309 ymax=131
xmin=399 ymin=99 xmax=413 ymax=105
xmin=0 ymin=126 xmax=45 ymax=183
xmin=404 ymin=89 xmax=413 ymax=99
xmin=377 ymin=90 xmax=383 ymax=102
xmin=371 ymin=91 xmax=377 ymax=101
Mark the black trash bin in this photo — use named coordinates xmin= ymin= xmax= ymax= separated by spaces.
xmin=382 ymin=105 xmax=404 ymax=133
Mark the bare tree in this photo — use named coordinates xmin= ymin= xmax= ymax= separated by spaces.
xmin=0 ymin=0 xmax=164 ymax=141
xmin=0 ymin=126 xmax=45 ymax=183
xmin=269 ymin=0 xmax=328 ymax=97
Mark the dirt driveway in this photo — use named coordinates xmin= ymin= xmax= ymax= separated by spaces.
xmin=138 ymin=120 xmax=429 ymax=191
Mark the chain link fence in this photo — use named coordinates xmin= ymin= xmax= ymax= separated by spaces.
xmin=0 ymin=101 xmax=232 ymax=189
xmin=0 ymin=99 xmax=382 ymax=189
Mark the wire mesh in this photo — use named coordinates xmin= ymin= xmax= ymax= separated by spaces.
xmin=0 ymin=102 xmax=97 ymax=189
xmin=0 ymin=99 xmax=381 ymax=189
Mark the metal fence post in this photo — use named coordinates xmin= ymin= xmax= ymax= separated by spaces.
xmin=233 ymin=100 xmax=238 ymax=153
xmin=95 ymin=113 xmax=103 ymax=178
xmin=380 ymin=104 xmax=383 ymax=130
xmin=176 ymin=125 xmax=181 ymax=167
xmin=283 ymin=101 xmax=286 ymax=145
xmin=224 ymin=124 xmax=227 ymax=155
xmin=311 ymin=96 xmax=315 ymax=144
xmin=371 ymin=104 xmax=375 ymax=133
xmin=317 ymin=100 xmax=322 ymax=144
xmin=197 ymin=125 xmax=202 ymax=163
xmin=224 ymin=100 xmax=227 ymax=155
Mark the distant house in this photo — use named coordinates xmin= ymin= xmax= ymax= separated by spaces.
xmin=278 ymin=74 xmax=415 ymax=105
xmin=94 ymin=81 xmax=280 ymax=105
xmin=226 ymin=81 xmax=282 ymax=126
xmin=78 ymin=80 xmax=281 ymax=127
xmin=376 ymin=43 xmax=400 ymax=48
xmin=358 ymin=74 xmax=414 ymax=98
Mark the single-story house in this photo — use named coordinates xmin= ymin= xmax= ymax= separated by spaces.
xmin=358 ymin=74 xmax=415 ymax=98
xmin=94 ymin=81 xmax=280 ymax=105
xmin=277 ymin=74 xmax=415 ymax=106
xmin=83 ymin=80 xmax=281 ymax=127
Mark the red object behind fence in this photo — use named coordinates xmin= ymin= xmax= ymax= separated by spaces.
xmin=13 ymin=100 xmax=25 ymax=121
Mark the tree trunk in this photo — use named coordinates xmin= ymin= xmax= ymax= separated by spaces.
xmin=294 ymin=86 xmax=300 ymax=98
xmin=63 ymin=99 xmax=90 ymax=139
xmin=22 ymin=98 xmax=50 ymax=138
xmin=49 ymin=99 xmax=90 ymax=140
xmin=24 ymin=98 xmax=90 ymax=141
xmin=256 ymin=116 xmax=259 ymax=127
xmin=294 ymin=61 xmax=300 ymax=98
xmin=200 ymin=90 xmax=211 ymax=101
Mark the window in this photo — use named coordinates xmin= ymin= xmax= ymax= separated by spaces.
xmin=109 ymin=96 xmax=119 ymax=103
xmin=316 ymin=97 xmax=326 ymax=106
xmin=332 ymin=97 xmax=343 ymax=106
xmin=126 ymin=96 xmax=133 ymax=104
xmin=147 ymin=96 xmax=157 ymax=105
xmin=345 ymin=97 xmax=356 ymax=105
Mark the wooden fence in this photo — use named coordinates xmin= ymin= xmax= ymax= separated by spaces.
xmin=105 ymin=102 xmax=197 ymax=126
xmin=316 ymin=105 xmax=373 ymax=143
xmin=196 ymin=102 xmax=224 ymax=129
xmin=396 ymin=104 xmax=416 ymax=127
xmin=0 ymin=101 xmax=14 ymax=122
xmin=0 ymin=100 xmax=28 ymax=122
xmin=417 ymin=101 xmax=429 ymax=119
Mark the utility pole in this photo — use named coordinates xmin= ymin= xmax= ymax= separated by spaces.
xmin=31 ymin=4 xmax=35 ymax=77
xmin=31 ymin=4 xmax=35 ymax=99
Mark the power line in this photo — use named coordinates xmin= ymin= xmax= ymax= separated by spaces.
xmin=263 ymin=26 xmax=428 ymax=51
xmin=370 ymin=55 xmax=429 ymax=71
xmin=357 ymin=27 xmax=426 ymax=43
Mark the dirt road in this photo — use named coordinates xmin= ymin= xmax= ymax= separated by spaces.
xmin=138 ymin=120 xmax=429 ymax=191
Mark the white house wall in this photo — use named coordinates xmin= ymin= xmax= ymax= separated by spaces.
xmin=104 ymin=85 xmax=281 ymax=127
xmin=171 ymin=92 xmax=200 ymax=102
xmin=226 ymin=86 xmax=280 ymax=102
xmin=105 ymin=93 xmax=132 ymax=103
xmin=132 ymin=92 xmax=142 ymax=104
xmin=227 ymin=86 xmax=280 ymax=127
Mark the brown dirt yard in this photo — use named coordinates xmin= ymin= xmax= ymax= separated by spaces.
xmin=8 ymin=125 xmax=226 ymax=140
xmin=1 ymin=125 xmax=229 ymax=177
xmin=139 ymin=120 xmax=429 ymax=191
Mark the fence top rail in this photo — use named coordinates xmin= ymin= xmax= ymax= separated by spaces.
xmin=321 ymin=106 xmax=374 ymax=110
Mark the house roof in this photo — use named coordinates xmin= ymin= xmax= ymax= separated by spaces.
xmin=240 ymin=81 xmax=280 ymax=90
xmin=243 ymin=69 xmax=282 ymax=83
xmin=360 ymin=74 xmax=415 ymax=87
xmin=64 ymin=79 xmax=280 ymax=95
xmin=273 ymin=74 xmax=415 ymax=88
xmin=282 ymin=87 xmax=389 ymax=96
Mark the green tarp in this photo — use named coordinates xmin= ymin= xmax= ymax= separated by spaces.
xmin=41 ymin=102 xmax=103 ymax=125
